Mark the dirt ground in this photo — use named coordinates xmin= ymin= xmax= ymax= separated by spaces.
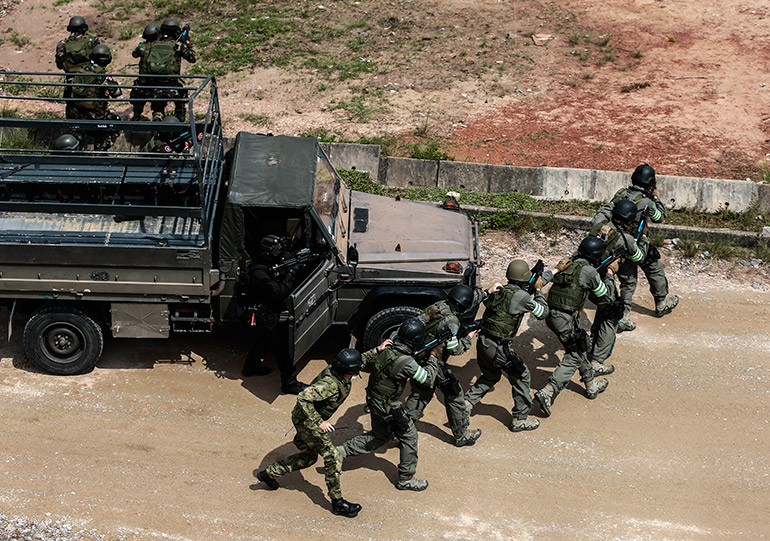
xmin=1 ymin=232 xmax=769 ymax=540
xmin=2 ymin=0 xmax=769 ymax=180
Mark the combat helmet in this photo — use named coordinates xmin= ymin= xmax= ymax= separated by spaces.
xmin=611 ymin=199 xmax=637 ymax=228
xmin=506 ymin=260 xmax=532 ymax=283
xmin=331 ymin=348 xmax=364 ymax=375
xmin=142 ymin=22 xmax=160 ymax=42
xmin=447 ymin=284 xmax=474 ymax=313
xmin=53 ymin=134 xmax=80 ymax=151
xmin=67 ymin=16 xmax=88 ymax=34
xmin=259 ymin=234 xmax=284 ymax=256
xmin=90 ymin=44 xmax=112 ymax=66
xmin=397 ymin=318 xmax=426 ymax=351
xmin=631 ymin=163 xmax=656 ymax=191
xmin=160 ymin=18 xmax=181 ymax=37
xmin=577 ymin=236 xmax=604 ymax=264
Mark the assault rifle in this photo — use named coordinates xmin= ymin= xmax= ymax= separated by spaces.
xmin=413 ymin=319 xmax=481 ymax=361
xmin=634 ymin=205 xmax=652 ymax=242
xmin=526 ymin=259 xmax=545 ymax=294
xmin=270 ymin=247 xmax=326 ymax=275
xmin=178 ymin=23 xmax=192 ymax=46
xmin=595 ymin=243 xmax=626 ymax=274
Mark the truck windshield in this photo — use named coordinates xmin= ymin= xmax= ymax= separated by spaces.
xmin=314 ymin=150 xmax=349 ymax=264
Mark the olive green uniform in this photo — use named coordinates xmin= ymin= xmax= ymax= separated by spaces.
xmin=546 ymin=258 xmax=613 ymax=392
xmin=404 ymin=293 xmax=483 ymax=441
xmin=339 ymin=340 xmax=438 ymax=485
xmin=265 ymin=364 xmax=359 ymax=500
xmin=129 ymin=41 xmax=153 ymax=121
xmin=65 ymin=63 xmax=121 ymax=150
xmin=55 ymin=33 xmax=100 ymax=100
xmin=135 ymin=37 xmax=197 ymax=121
xmin=586 ymin=222 xmax=643 ymax=365
xmin=593 ymin=186 xmax=669 ymax=310
xmin=465 ymin=281 xmax=550 ymax=421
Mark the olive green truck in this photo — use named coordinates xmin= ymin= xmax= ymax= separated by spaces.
xmin=0 ymin=73 xmax=479 ymax=375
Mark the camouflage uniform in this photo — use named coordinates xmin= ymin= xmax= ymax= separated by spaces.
xmin=265 ymin=363 xmax=360 ymax=500
xmin=65 ymin=63 xmax=121 ymax=150
xmin=465 ymin=277 xmax=551 ymax=424
xmin=130 ymin=41 xmax=153 ymax=121
xmin=404 ymin=291 xmax=484 ymax=444
xmin=137 ymin=37 xmax=197 ymax=121
xmin=338 ymin=339 xmax=438 ymax=488
xmin=55 ymin=32 xmax=99 ymax=99
xmin=593 ymin=186 xmax=672 ymax=317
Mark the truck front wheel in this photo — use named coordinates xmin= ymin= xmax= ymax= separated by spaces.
xmin=362 ymin=306 xmax=423 ymax=351
xmin=23 ymin=307 xmax=104 ymax=375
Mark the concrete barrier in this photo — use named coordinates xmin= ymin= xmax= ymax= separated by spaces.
xmin=325 ymin=143 xmax=766 ymax=213
xmin=320 ymin=142 xmax=380 ymax=182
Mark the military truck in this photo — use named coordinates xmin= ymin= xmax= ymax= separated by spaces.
xmin=0 ymin=73 xmax=479 ymax=375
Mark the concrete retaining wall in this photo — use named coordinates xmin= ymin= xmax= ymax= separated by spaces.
xmin=326 ymin=143 xmax=769 ymax=213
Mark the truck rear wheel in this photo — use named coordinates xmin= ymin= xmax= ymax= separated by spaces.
xmin=23 ymin=307 xmax=104 ymax=375
xmin=362 ymin=306 xmax=423 ymax=350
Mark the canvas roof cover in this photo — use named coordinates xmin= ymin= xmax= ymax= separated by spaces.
xmin=227 ymin=132 xmax=318 ymax=208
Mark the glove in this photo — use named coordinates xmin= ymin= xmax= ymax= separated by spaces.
xmin=606 ymin=259 xmax=619 ymax=274
xmin=556 ymin=257 xmax=572 ymax=272
xmin=599 ymin=224 xmax=614 ymax=238
xmin=651 ymin=188 xmax=659 ymax=199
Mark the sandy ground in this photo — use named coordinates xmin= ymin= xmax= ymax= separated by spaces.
xmin=1 ymin=232 xmax=769 ymax=540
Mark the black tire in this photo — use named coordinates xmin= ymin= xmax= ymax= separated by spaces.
xmin=22 ymin=307 xmax=104 ymax=375
xmin=362 ymin=305 xmax=423 ymax=350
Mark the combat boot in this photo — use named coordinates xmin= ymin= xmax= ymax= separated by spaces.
xmin=591 ymin=360 xmax=615 ymax=376
xmin=585 ymin=378 xmax=609 ymax=399
xmin=331 ymin=498 xmax=362 ymax=518
xmin=454 ymin=428 xmax=482 ymax=447
xmin=534 ymin=383 xmax=555 ymax=417
xmin=655 ymin=295 xmax=679 ymax=317
xmin=257 ymin=470 xmax=279 ymax=490
xmin=617 ymin=308 xmax=636 ymax=333
xmin=509 ymin=418 xmax=540 ymax=432
xmin=396 ymin=477 xmax=429 ymax=491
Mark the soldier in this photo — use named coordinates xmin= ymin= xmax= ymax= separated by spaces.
xmin=55 ymin=16 xmax=100 ymax=88
xmin=465 ymin=260 xmax=555 ymax=432
xmin=592 ymin=163 xmax=679 ymax=331
xmin=256 ymin=346 xmax=385 ymax=518
xmin=533 ymin=236 xmax=616 ymax=417
xmin=141 ymin=115 xmax=192 ymax=154
xmin=66 ymin=44 xmax=122 ymax=152
xmin=337 ymin=318 xmax=439 ymax=491
xmin=404 ymin=284 xmax=486 ymax=447
xmin=138 ymin=18 xmax=197 ymax=121
xmin=240 ymin=234 xmax=308 ymax=394
xmin=129 ymin=23 xmax=160 ymax=121
xmin=587 ymin=199 xmax=645 ymax=376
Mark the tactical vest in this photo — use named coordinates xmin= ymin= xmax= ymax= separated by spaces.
xmin=70 ymin=65 xmax=106 ymax=110
xmin=548 ymin=260 xmax=589 ymax=313
xmin=62 ymin=35 xmax=93 ymax=72
xmin=421 ymin=301 xmax=452 ymax=341
xmin=137 ymin=42 xmax=152 ymax=75
xmin=146 ymin=40 xmax=181 ymax=75
xmin=480 ymin=284 xmax=524 ymax=340
xmin=367 ymin=348 xmax=409 ymax=403
xmin=613 ymin=188 xmax=648 ymax=233
xmin=300 ymin=366 xmax=350 ymax=421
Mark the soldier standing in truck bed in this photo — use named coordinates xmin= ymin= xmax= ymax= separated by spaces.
xmin=130 ymin=22 xmax=160 ymax=121
xmin=138 ymin=18 xmax=197 ymax=122
xmin=55 ymin=16 xmax=100 ymax=98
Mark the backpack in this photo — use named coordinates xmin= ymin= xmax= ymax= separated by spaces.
xmin=145 ymin=40 xmax=181 ymax=75
xmin=70 ymin=67 xmax=104 ymax=110
xmin=63 ymin=36 xmax=92 ymax=71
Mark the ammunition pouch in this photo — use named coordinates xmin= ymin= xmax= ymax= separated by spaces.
xmin=564 ymin=328 xmax=588 ymax=354
xmin=437 ymin=365 xmax=463 ymax=397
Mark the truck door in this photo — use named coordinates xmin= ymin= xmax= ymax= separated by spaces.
xmin=288 ymin=256 xmax=336 ymax=361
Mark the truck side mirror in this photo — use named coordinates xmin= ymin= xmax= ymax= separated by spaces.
xmin=347 ymin=244 xmax=359 ymax=267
